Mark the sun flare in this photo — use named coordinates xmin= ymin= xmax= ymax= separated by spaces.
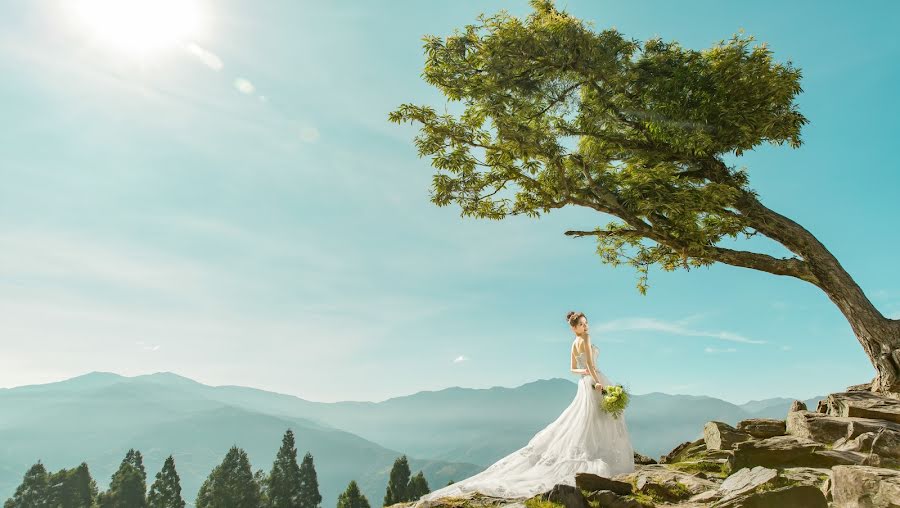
xmin=65 ymin=0 xmax=204 ymax=55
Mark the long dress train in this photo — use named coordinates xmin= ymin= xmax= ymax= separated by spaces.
xmin=414 ymin=344 xmax=635 ymax=504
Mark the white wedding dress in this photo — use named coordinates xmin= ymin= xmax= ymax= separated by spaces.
xmin=415 ymin=343 xmax=635 ymax=504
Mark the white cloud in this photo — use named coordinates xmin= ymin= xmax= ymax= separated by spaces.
xmin=781 ymin=345 xmax=792 ymax=351
xmin=184 ymin=43 xmax=223 ymax=71
xmin=453 ymin=355 xmax=469 ymax=363
xmin=299 ymin=126 xmax=320 ymax=143
xmin=593 ymin=317 xmax=767 ymax=344
xmin=704 ymin=347 xmax=738 ymax=354
xmin=234 ymin=78 xmax=256 ymax=94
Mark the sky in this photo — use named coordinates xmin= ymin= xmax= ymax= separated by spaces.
xmin=0 ymin=0 xmax=898 ymax=405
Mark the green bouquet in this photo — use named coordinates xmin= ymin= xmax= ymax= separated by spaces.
xmin=599 ymin=384 xmax=629 ymax=419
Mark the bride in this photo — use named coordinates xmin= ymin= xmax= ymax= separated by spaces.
xmin=414 ymin=311 xmax=635 ymax=504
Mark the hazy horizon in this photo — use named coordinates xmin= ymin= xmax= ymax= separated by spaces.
xmin=1 ymin=369 xmax=827 ymax=407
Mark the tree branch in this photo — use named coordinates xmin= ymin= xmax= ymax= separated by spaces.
xmin=563 ymin=228 xmax=820 ymax=284
xmin=564 ymin=229 xmax=640 ymax=238
xmin=530 ymin=81 xmax=582 ymax=119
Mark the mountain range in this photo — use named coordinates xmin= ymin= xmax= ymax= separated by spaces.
xmin=0 ymin=372 xmax=823 ymax=506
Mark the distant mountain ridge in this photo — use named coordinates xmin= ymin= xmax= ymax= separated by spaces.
xmin=0 ymin=372 xmax=825 ymax=506
xmin=0 ymin=372 xmax=481 ymax=508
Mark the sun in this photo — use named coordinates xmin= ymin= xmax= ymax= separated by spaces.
xmin=64 ymin=0 xmax=204 ymax=55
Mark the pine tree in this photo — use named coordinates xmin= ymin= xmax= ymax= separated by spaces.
xmin=124 ymin=449 xmax=148 ymax=486
xmin=46 ymin=463 xmax=98 ymax=508
xmin=298 ymin=452 xmax=322 ymax=508
xmin=96 ymin=448 xmax=148 ymax=507
xmin=195 ymin=446 xmax=261 ymax=508
xmin=147 ymin=456 xmax=185 ymax=508
xmin=4 ymin=462 xmax=49 ymax=508
xmin=254 ymin=469 xmax=269 ymax=508
xmin=268 ymin=430 xmax=302 ymax=508
xmin=382 ymin=456 xmax=410 ymax=506
xmin=406 ymin=472 xmax=430 ymax=501
xmin=337 ymin=481 xmax=370 ymax=508
xmin=97 ymin=459 xmax=147 ymax=508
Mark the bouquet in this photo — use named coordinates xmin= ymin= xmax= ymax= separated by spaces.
xmin=598 ymin=384 xmax=629 ymax=419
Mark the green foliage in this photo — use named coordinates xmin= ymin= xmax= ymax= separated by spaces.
xmin=127 ymin=449 xmax=147 ymax=486
xmin=268 ymin=430 xmax=303 ymax=508
xmin=668 ymin=481 xmax=692 ymax=500
xmin=383 ymin=455 xmax=411 ymax=505
xmin=389 ymin=0 xmax=808 ymax=295
xmin=524 ymin=497 xmax=565 ymax=508
xmin=752 ymin=475 xmax=798 ymax=493
xmin=337 ymin=481 xmax=371 ymax=508
xmin=668 ymin=460 xmax=729 ymax=478
xmin=599 ymin=385 xmax=630 ymax=418
xmin=623 ymin=491 xmax=656 ymax=507
xmin=638 ymin=480 xmax=692 ymax=503
xmin=298 ymin=451 xmax=323 ymax=508
xmin=255 ymin=468 xmax=270 ymax=507
xmin=48 ymin=463 xmax=98 ymax=508
xmin=4 ymin=462 xmax=49 ymax=508
xmin=97 ymin=449 xmax=148 ymax=508
xmin=195 ymin=446 xmax=261 ymax=508
xmin=147 ymin=456 xmax=185 ymax=508
xmin=406 ymin=471 xmax=430 ymax=501
xmin=4 ymin=461 xmax=99 ymax=508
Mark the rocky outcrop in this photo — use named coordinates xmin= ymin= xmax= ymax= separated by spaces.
xmin=704 ymin=422 xmax=752 ymax=450
xmin=712 ymin=484 xmax=827 ymax=508
xmin=729 ymin=435 xmax=869 ymax=470
xmin=679 ymin=466 xmax=833 ymax=507
xmin=633 ymin=451 xmax=657 ymax=465
xmin=786 ymin=410 xmax=855 ymax=444
xmin=728 ymin=435 xmax=817 ymax=469
xmin=574 ymin=472 xmax=632 ymax=496
xmin=845 ymin=416 xmax=900 ymax=439
xmin=708 ymin=466 xmax=778 ymax=503
xmin=819 ymin=391 xmax=900 ymax=424
xmin=616 ymin=464 xmax=718 ymax=502
xmin=779 ymin=467 xmax=832 ymax=495
xmin=660 ymin=439 xmax=703 ymax=463
xmin=407 ymin=491 xmax=527 ymax=508
xmin=410 ymin=386 xmax=900 ymax=508
xmin=790 ymin=400 xmax=808 ymax=412
xmin=542 ymin=484 xmax=588 ymax=508
xmin=583 ymin=490 xmax=646 ymax=508
xmin=831 ymin=465 xmax=900 ymax=507
xmin=735 ymin=418 xmax=786 ymax=439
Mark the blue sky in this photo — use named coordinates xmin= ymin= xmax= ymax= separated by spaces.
xmin=0 ymin=0 xmax=897 ymax=405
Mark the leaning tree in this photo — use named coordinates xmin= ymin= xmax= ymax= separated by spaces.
xmin=389 ymin=0 xmax=900 ymax=393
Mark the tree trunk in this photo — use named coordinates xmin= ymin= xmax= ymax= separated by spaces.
xmin=805 ymin=254 xmax=900 ymax=395
xmin=728 ymin=171 xmax=900 ymax=394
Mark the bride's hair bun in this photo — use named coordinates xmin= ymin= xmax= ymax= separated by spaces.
xmin=566 ymin=311 xmax=585 ymax=327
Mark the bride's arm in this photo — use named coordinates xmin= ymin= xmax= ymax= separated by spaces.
xmin=585 ymin=336 xmax=603 ymax=386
